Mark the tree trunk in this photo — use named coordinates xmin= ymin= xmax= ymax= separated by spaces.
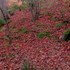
xmin=28 ymin=0 xmax=40 ymax=21
xmin=0 ymin=0 xmax=9 ymax=19
xmin=0 ymin=0 xmax=12 ymax=45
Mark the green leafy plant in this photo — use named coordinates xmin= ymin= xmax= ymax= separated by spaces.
xmin=8 ymin=4 xmax=19 ymax=15
xmin=21 ymin=61 xmax=35 ymax=70
xmin=0 ymin=19 xmax=6 ymax=26
xmin=50 ymin=17 xmax=56 ymax=21
xmin=37 ymin=31 xmax=50 ymax=39
xmin=62 ymin=20 xmax=69 ymax=25
xmin=0 ymin=27 xmax=5 ymax=32
xmin=36 ymin=22 xmax=44 ymax=28
xmin=55 ymin=22 xmax=63 ymax=28
xmin=19 ymin=5 xmax=27 ymax=10
xmin=8 ymin=53 xmax=15 ymax=59
xmin=7 ymin=8 xmax=14 ymax=15
xmin=55 ymin=20 xmax=69 ymax=28
xmin=12 ymin=4 xmax=19 ymax=11
xmin=45 ymin=12 xmax=54 ymax=17
xmin=37 ymin=32 xmax=45 ymax=38
xmin=19 ymin=27 xmax=29 ymax=33
xmin=63 ymin=28 xmax=70 ymax=41
xmin=19 ymin=1 xmax=28 ymax=10
xmin=45 ymin=32 xmax=50 ymax=37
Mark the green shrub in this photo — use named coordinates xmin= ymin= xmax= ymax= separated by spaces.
xmin=21 ymin=61 xmax=35 ymax=70
xmin=50 ymin=17 xmax=56 ymax=21
xmin=19 ymin=5 xmax=27 ymax=10
xmin=37 ymin=31 xmax=50 ymax=39
xmin=63 ymin=28 xmax=70 ymax=41
xmin=37 ymin=32 xmax=45 ymax=38
xmin=55 ymin=22 xmax=63 ymax=28
xmin=0 ymin=27 xmax=5 ymax=32
xmin=36 ymin=22 xmax=44 ymax=28
xmin=19 ymin=5 xmax=25 ymax=10
xmin=8 ymin=4 xmax=19 ymax=15
xmin=19 ymin=1 xmax=28 ymax=10
xmin=45 ymin=32 xmax=50 ymax=37
xmin=0 ymin=19 xmax=6 ymax=26
xmin=45 ymin=12 xmax=54 ymax=17
xmin=62 ymin=20 xmax=69 ymax=25
xmin=12 ymin=4 xmax=19 ymax=11
xmin=7 ymin=8 xmax=14 ymax=15
xmin=19 ymin=27 xmax=28 ymax=33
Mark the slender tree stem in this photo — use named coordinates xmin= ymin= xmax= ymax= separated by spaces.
xmin=0 ymin=7 xmax=12 ymax=45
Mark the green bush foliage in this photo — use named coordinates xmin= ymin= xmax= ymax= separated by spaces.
xmin=21 ymin=61 xmax=35 ymax=70
xmin=19 ymin=27 xmax=28 ymax=33
xmin=12 ymin=4 xmax=19 ymax=11
xmin=45 ymin=32 xmax=50 ymax=37
xmin=0 ymin=19 xmax=6 ymax=26
xmin=7 ymin=4 xmax=19 ymax=15
xmin=37 ymin=32 xmax=45 ymax=38
xmin=63 ymin=28 xmax=70 ymax=41
xmin=55 ymin=22 xmax=63 ymax=28
xmin=37 ymin=31 xmax=50 ymax=39
xmin=7 ymin=8 xmax=14 ymax=15
xmin=62 ymin=20 xmax=69 ymax=25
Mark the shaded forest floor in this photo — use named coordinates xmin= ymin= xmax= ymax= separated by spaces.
xmin=0 ymin=1 xmax=70 ymax=70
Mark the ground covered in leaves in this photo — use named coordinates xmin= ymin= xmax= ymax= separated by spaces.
xmin=0 ymin=1 xmax=70 ymax=70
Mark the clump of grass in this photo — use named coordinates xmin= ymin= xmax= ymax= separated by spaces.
xmin=36 ymin=22 xmax=44 ymax=28
xmin=8 ymin=54 xmax=15 ymax=59
xmin=37 ymin=32 xmax=45 ymax=38
xmin=19 ymin=1 xmax=29 ymax=10
xmin=21 ymin=60 xmax=35 ymax=70
xmin=8 ymin=4 xmax=19 ymax=15
xmin=7 ymin=8 xmax=14 ymax=15
xmin=19 ymin=5 xmax=27 ymax=10
xmin=22 ymin=18 xmax=27 ymax=22
xmin=0 ymin=19 xmax=6 ymax=26
xmin=19 ymin=27 xmax=29 ymax=33
xmin=4 ymin=35 xmax=9 ymax=40
xmin=45 ymin=32 xmax=50 ymax=37
xmin=12 ymin=4 xmax=19 ymax=11
xmin=60 ymin=9 xmax=65 ymax=13
xmin=55 ymin=20 xmax=69 ymax=28
xmin=62 ymin=20 xmax=69 ymax=25
xmin=50 ymin=17 xmax=56 ymax=21
xmin=63 ymin=28 xmax=70 ymax=41
xmin=37 ymin=31 xmax=50 ymax=39
xmin=45 ymin=12 xmax=54 ymax=17
xmin=55 ymin=22 xmax=63 ymax=28
xmin=0 ymin=27 xmax=5 ymax=32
